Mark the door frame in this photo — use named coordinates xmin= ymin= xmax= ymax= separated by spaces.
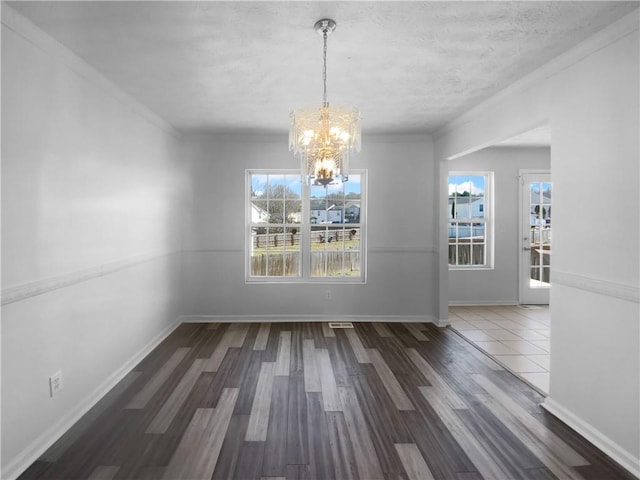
xmin=518 ymin=169 xmax=551 ymax=305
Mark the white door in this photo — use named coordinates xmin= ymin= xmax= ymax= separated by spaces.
xmin=519 ymin=172 xmax=551 ymax=304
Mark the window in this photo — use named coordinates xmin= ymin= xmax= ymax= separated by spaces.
xmin=247 ymin=170 xmax=366 ymax=282
xmin=448 ymin=173 xmax=492 ymax=268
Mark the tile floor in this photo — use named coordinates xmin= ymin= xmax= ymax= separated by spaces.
xmin=448 ymin=304 xmax=550 ymax=394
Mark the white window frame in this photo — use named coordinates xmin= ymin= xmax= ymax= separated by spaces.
xmin=448 ymin=171 xmax=494 ymax=270
xmin=246 ymin=169 xmax=367 ymax=283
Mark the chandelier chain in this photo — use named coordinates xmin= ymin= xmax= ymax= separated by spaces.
xmin=289 ymin=18 xmax=360 ymax=186
xmin=322 ymin=30 xmax=328 ymax=107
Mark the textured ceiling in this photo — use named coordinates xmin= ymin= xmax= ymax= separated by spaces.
xmin=6 ymin=1 xmax=639 ymax=137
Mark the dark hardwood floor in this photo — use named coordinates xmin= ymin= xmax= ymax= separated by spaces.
xmin=19 ymin=322 xmax=632 ymax=480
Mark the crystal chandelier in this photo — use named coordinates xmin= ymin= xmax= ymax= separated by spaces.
xmin=289 ymin=19 xmax=361 ymax=185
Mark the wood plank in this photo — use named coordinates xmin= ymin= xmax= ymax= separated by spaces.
xmin=204 ymin=324 xmax=250 ymax=372
xmin=306 ymin=392 xmax=336 ymax=479
xmin=146 ymin=359 xmax=207 ymax=434
xmin=234 ymin=441 xmax=265 ymax=480
xmin=289 ymin=327 xmax=304 ymax=375
xmin=406 ymin=348 xmax=467 ymax=409
xmin=476 ymin=394 xmax=586 ymax=480
xmin=212 ymin=414 xmax=249 ymax=480
xmin=401 ymin=408 xmax=475 ymax=479
xmin=201 ymin=348 xmax=240 ymax=409
xmin=263 ymin=376 xmax=290 ymax=476
xmin=367 ymin=349 xmax=414 ymax=411
xmin=286 ymin=373 xmax=309 ymax=465
xmin=23 ymin=320 xmax=633 ymax=480
xmin=372 ymin=323 xmax=393 ymax=338
xmin=325 ymin=412 xmax=359 ymax=480
xmin=344 ymin=329 xmax=371 ymax=363
xmin=338 ymin=386 xmax=385 ymax=480
xmin=254 ymin=323 xmax=271 ymax=350
xmin=351 ymin=372 xmax=413 ymax=475
xmin=394 ymin=443 xmax=436 ymax=480
xmin=226 ymin=328 xmax=261 ymax=389
xmin=275 ymin=331 xmax=291 ymax=376
xmin=302 ymin=339 xmax=321 ymax=393
xmin=136 ymin=466 xmax=167 ymax=480
xmin=127 ymin=348 xmax=190 ymax=409
xmin=322 ymin=323 xmax=336 ymax=337
xmin=316 ymin=349 xmax=342 ymax=412
xmin=329 ymin=333 xmax=359 ymax=386
xmin=420 ymin=386 xmax=513 ymax=480
xmin=87 ymin=466 xmax=119 ymax=480
xmin=227 ymin=323 xmax=251 ymax=347
xmin=163 ymin=388 xmax=238 ymax=480
xmin=403 ymin=323 xmax=430 ymax=342
xmin=246 ymin=362 xmax=276 ymax=441
xmin=234 ymin=350 xmax=264 ymax=414
xmin=471 ymin=374 xmax=589 ymax=467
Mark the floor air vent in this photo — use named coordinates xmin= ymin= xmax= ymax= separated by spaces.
xmin=328 ymin=322 xmax=354 ymax=329
xmin=518 ymin=305 xmax=541 ymax=310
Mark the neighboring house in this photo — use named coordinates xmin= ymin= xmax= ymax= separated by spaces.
xmin=344 ymin=202 xmax=361 ymax=223
xmin=311 ymin=208 xmax=342 ymax=224
xmin=311 ymin=202 xmax=361 ymax=224
xmin=251 ymin=202 xmax=269 ymax=223
xmin=288 ymin=211 xmax=303 ymax=223
xmin=448 ymin=195 xmax=484 ymax=219
xmin=448 ymin=196 xmax=485 ymax=238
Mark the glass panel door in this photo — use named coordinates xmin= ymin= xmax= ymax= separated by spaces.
xmin=520 ymin=172 xmax=551 ymax=304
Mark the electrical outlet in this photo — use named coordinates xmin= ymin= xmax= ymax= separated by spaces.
xmin=49 ymin=371 xmax=63 ymax=397
xmin=325 ymin=290 xmax=332 ymax=300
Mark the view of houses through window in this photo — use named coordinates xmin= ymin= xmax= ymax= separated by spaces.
xmin=448 ymin=173 xmax=491 ymax=268
xmin=247 ymin=170 xmax=365 ymax=281
xmin=529 ymin=181 xmax=552 ymax=286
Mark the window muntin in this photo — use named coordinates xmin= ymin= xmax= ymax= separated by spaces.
xmin=250 ymin=173 xmax=302 ymax=277
xmin=309 ymin=175 xmax=362 ymax=278
xmin=448 ymin=173 xmax=492 ymax=268
xmin=247 ymin=170 xmax=365 ymax=282
xmin=529 ymin=181 xmax=552 ymax=285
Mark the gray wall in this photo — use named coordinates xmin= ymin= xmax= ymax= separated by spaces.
xmin=2 ymin=4 xmax=638 ymax=479
xmin=435 ymin=12 xmax=639 ymax=475
xmin=181 ymin=134 xmax=439 ymax=321
xmin=1 ymin=9 xmax=187 ymax=476
xmin=448 ymin=147 xmax=550 ymax=305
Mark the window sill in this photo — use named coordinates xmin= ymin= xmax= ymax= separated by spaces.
xmin=246 ymin=277 xmax=366 ymax=284
xmin=448 ymin=266 xmax=494 ymax=272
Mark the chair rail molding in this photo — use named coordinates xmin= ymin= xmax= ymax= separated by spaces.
xmin=552 ymin=271 xmax=639 ymax=304
xmin=1 ymin=251 xmax=178 ymax=305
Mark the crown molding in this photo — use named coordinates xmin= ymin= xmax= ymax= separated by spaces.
xmin=434 ymin=8 xmax=639 ymax=140
xmin=363 ymin=132 xmax=433 ymax=143
xmin=1 ymin=4 xmax=181 ymax=139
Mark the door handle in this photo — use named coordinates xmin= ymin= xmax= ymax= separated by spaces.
xmin=523 ymin=247 xmax=531 ymax=251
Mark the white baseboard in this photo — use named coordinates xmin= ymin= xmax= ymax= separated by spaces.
xmin=435 ymin=317 xmax=451 ymax=327
xmin=448 ymin=301 xmax=518 ymax=306
xmin=541 ymin=397 xmax=640 ymax=478
xmin=2 ymin=318 xmax=182 ymax=480
xmin=179 ymin=314 xmax=440 ymax=325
